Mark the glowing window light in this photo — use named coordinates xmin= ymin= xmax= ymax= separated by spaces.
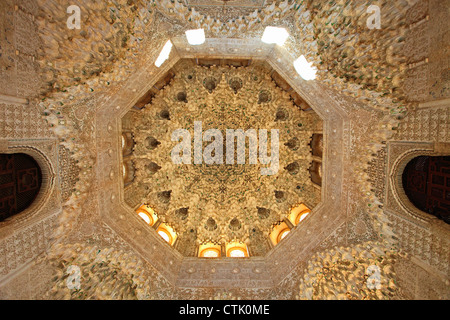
xmin=155 ymin=40 xmax=173 ymax=67
xmin=294 ymin=55 xmax=317 ymax=81
xmin=202 ymin=249 xmax=220 ymax=258
xmin=158 ymin=230 xmax=171 ymax=243
xmin=138 ymin=211 xmax=152 ymax=225
xmin=294 ymin=208 xmax=311 ymax=225
xmin=298 ymin=211 xmax=310 ymax=224
xmin=185 ymin=28 xmax=205 ymax=45
xmin=280 ymin=230 xmax=290 ymax=240
xmin=261 ymin=26 xmax=289 ymax=46
xmin=228 ymin=247 xmax=246 ymax=258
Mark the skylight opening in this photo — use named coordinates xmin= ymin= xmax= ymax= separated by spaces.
xmin=185 ymin=28 xmax=205 ymax=45
xmin=293 ymin=55 xmax=317 ymax=81
xmin=261 ymin=26 xmax=289 ymax=46
xmin=155 ymin=40 xmax=173 ymax=67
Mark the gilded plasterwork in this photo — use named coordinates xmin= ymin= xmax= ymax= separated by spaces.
xmin=126 ymin=61 xmax=322 ymax=255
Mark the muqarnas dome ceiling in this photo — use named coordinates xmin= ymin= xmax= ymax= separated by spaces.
xmin=121 ymin=60 xmax=323 ymax=257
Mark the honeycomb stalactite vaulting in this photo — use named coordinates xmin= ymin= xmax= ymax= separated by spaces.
xmin=297 ymin=0 xmax=412 ymax=105
xmin=298 ymin=242 xmax=405 ymax=300
xmin=46 ymin=244 xmax=153 ymax=300
xmin=35 ymin=0 xmax=157 ymax=97
xmin=126 ymin=61 xmax=322 ymax=256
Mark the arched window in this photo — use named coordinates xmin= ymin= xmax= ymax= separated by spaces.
xmin=156 ymin=223 xmax=177 ymax=245
xmin=295 ymin=210 xmax=310 ymax=224
xmin=0 ymin=153 xmax=42 ymax=222
xmin=402 ymin=156 xmax=450 ymax=224
xmin=309 ymin=134 xmax=323 ymax=187
xmin=199 ymin=245 xmax=221 ymax=258
xmin=158 ymin=228 xmax=172 ymax=243
xmin=122 ymin=132 xmax=134 ymax=157
xmin=269 ymin=221 xmax=291 ymax=246
xmin=198 ymin=242 xmax=221 ymax=258
xmin=201 ymin=248 xmax=220 ymax=258
xmin=225 ymin=242 xmax=249 ymax=258
xmin=136 ymin=205 xmax=158 ymax=226
xmin=288 ymin=203 xmax=311 ymax=226
xmin=310 ymin=133 xmax=323 ymax=158
xmin=309 ymin=160 xmax=322 ymax=186
xmin=139 ymin=211 xmax=152 ymax=224
xmin=227 ymin=247 xmax=248 ymax=258
xmin=122 ymin=160 xmax=135 ymax=186
xmin=277 ymin=228 xmax=290 ymax=242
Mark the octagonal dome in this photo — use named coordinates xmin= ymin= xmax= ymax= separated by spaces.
xmin=79 ymin=29 xmax=348 ymax=291
xmin=120 ymin=59 xmax=323 ymax=257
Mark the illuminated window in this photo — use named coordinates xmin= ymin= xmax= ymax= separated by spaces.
xmin=158 ymin=229 xmax=172 ymax=243
xmin=228 ymin=247 xmax=247 ymax=258
xmin=200 ymin=248 xmax=221 ymax=258
xmin=156 ymin=223 xmax=177 ymax=245
xmin=261 ymin=26 xmax=289 ymax=46
xmin=295 ymin=209 xmax=310 ymax=225
xmin=155 ymin=40 xmax=173 ymax=67
xmin=136 ymin=205 xmax=158 ymax=226
xmin=199 ymin=243 xmax=221 ymax=258
xmin=202 ymin=249 xmax=220 ymax=258
xmin=277 ymin=228 xmax=290 ymax=243
xmin=269 ymin=221 xmax=291 ymax=246
xmin=226 ymin=242 xmax=249 ymax=258
xmin=186 ymin=29 xmax=205 ymax=45
xmin=294 ymin=55 xmax=317 ymax=81
xmin=138 ymin=211 xmax=152 ymax=225
xmin=288 ymin=204 xmax=311 ymax=226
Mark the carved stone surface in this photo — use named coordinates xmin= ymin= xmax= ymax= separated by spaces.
xmin=125 ymin=60 xmax=322 ymax=255
xmin=0 ymin=0 xmax=448 ymax=300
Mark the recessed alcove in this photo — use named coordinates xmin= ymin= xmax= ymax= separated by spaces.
xmin=96 ymin=36 xmax=347 ymax=289
xmin=0 ymin=153 xmax=42 ymax=222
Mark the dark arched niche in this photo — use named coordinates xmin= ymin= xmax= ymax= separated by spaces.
xmin=402 ymin=156 xmax=450 ymax=224
xmin=0 ymin=153 xmax=42 ymax=222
